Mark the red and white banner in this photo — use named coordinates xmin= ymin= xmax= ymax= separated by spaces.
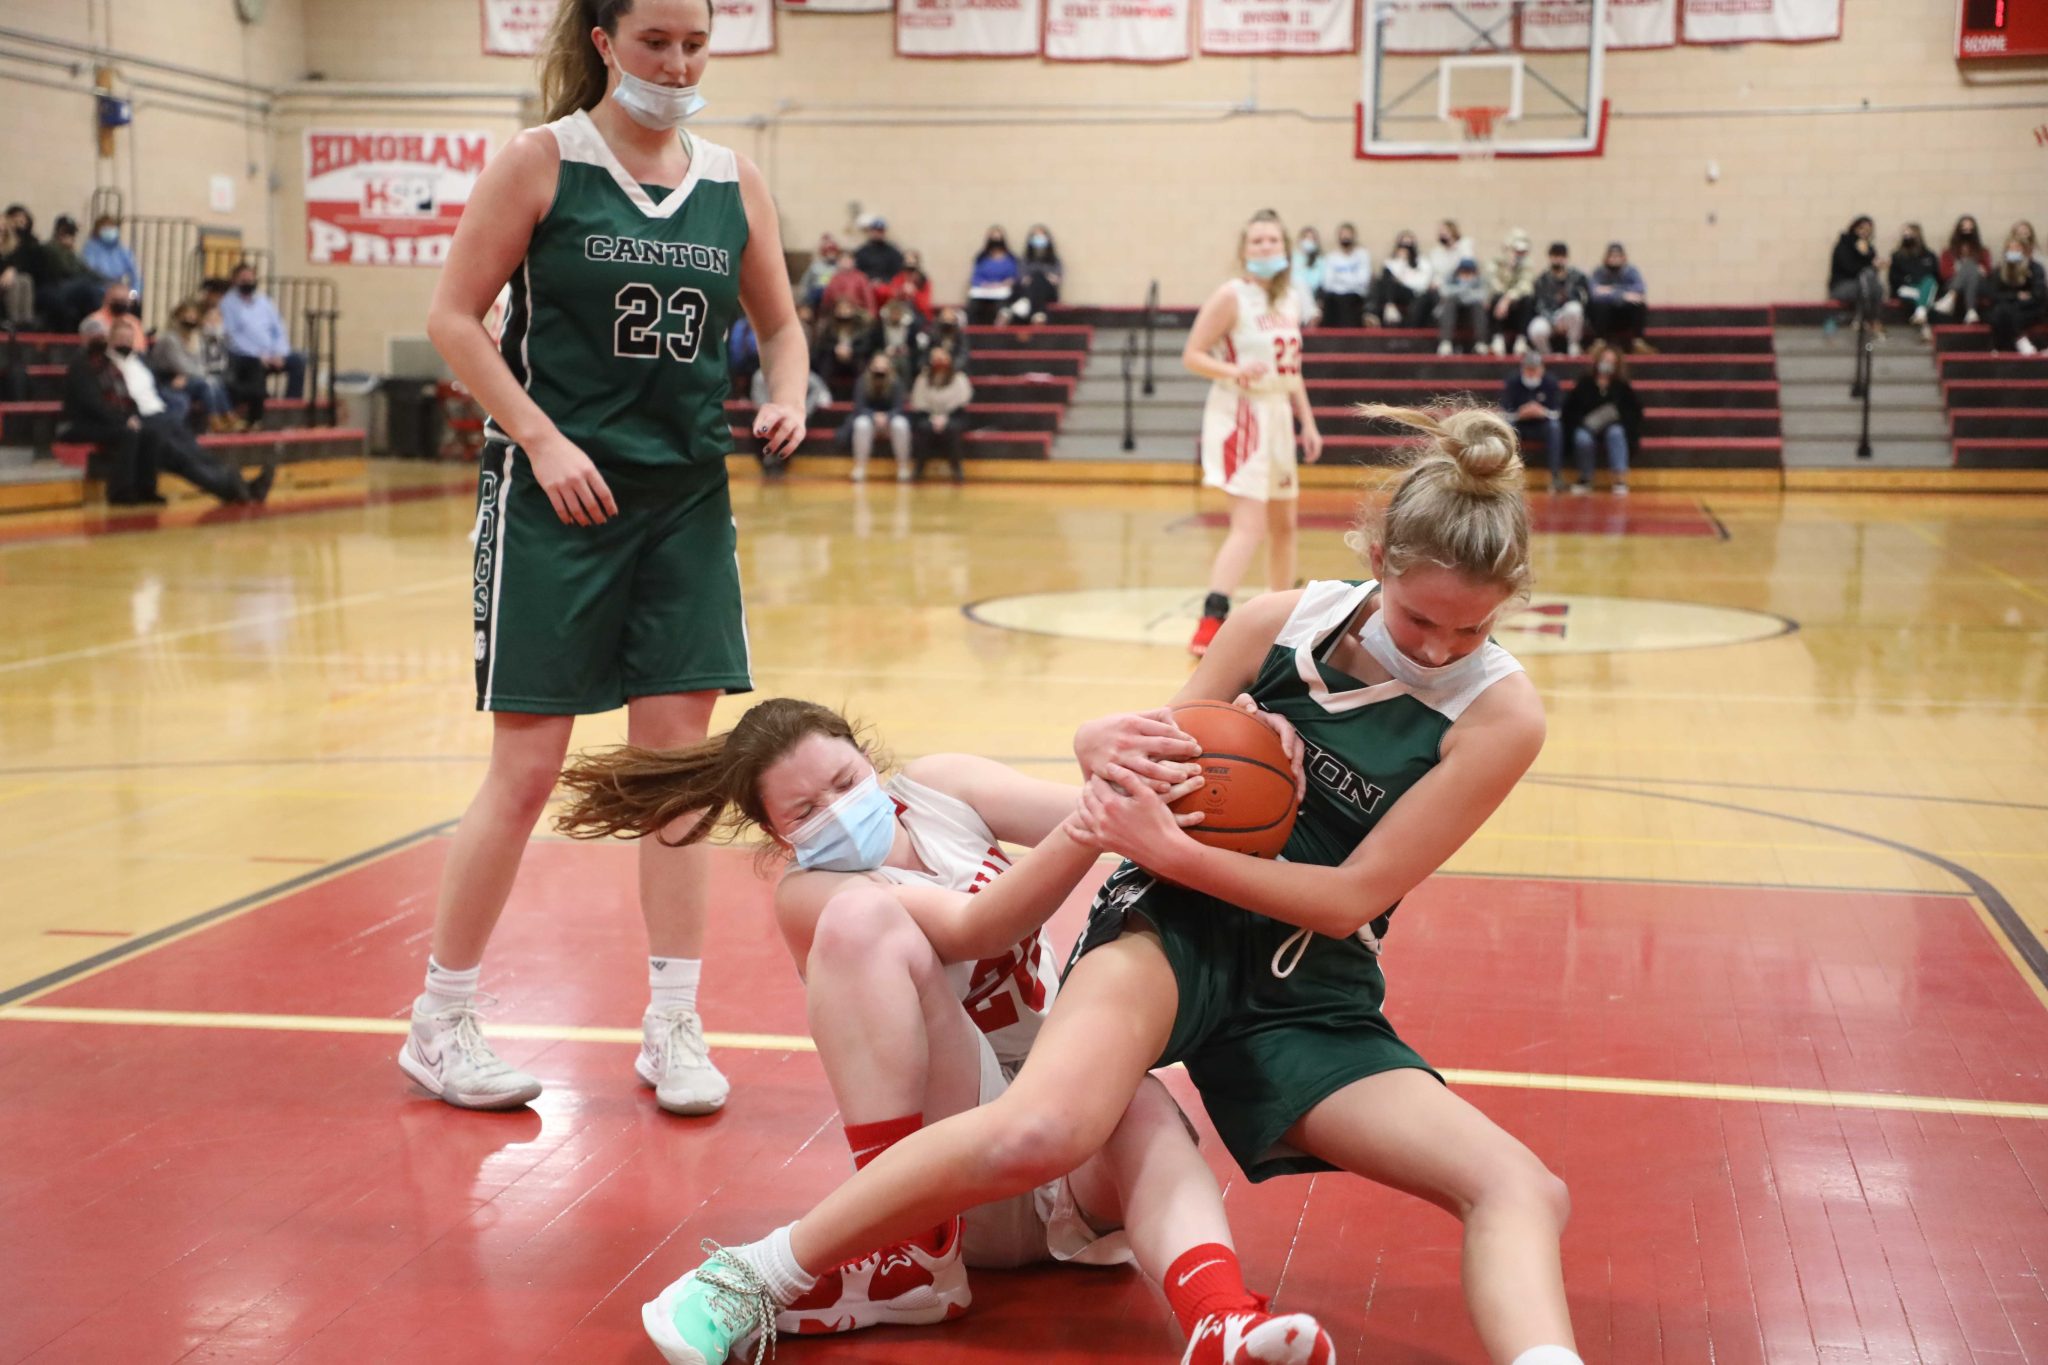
xmin=1199 ymin=0 xmax=1356 ymax=55
xmin=481 ymin=0 xmax=552 ymax=56
xmin=896 ymin=0 xmax=1044 ymax=56
xmin=711 ymin=0 xmax=777 ymax=52
xmin=1522 ymin=0 xmax=1675 ymax=49
xmin=779 ymin=0 xmax=890 ymax=11
xmin=304 ymin=129 xmax=490 ymax=267
xmin=1680 ymin=0 xmax=1839 ymax=43
xmin=1047 ymin=0 xmax=1191 ymax=60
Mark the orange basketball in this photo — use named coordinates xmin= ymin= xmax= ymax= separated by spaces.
xmin=1167 ymin=700 xmax=1300 ymax=859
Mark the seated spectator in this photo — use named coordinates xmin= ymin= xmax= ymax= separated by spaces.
xmin=1373 ymin=230 xmax=1434 ymax=328
xmin=1425 ymin=219 xmax=1473 ymax=299
xmin=37 ymin=214 xmax=108 ymax=333
xmin=841 ymin=354 xmax=911 ymax=482
xmin=749 ymin=366 xmax=831 ymax=480
xmin=1561 ymin=342 xmax=1640 ymax=496
xmin=1588 ymin=242 xmax=1650 ymax=352
xmin=2013 ymin=220 xmax=2046 ymax=269
xmin=1827 ymin=215 xmax=1884 ymax=338
xmin=1528 ymin=241 xmax=1589 ymax=356
xmin=866 ymin=296 xmax=926 ymax=384
xmin=727 ymin=314 xmax=760 ymax=391
xmin=107 ymin=315 xmax=272 ymax=504
xmin=1487 ymin=230 xmax=1538 ymax=355
xmin=149 ymin=296 xmax=234 ymax=431
xmin=818 ymin=256 xmax=878 ymax=319
xmin=83 ymin=279 xmax=138 ymax=337
xmin=853 ymin=215 xmax=905 ymax=283
xmin=1012 ymin=225 xmax=1061 ymax=325
xmin=923 ymin=305 xmax=972 ymax=374
xmin=0 ymin=209 xmax=38 ymax=327
xmin=797 ymin=234 xmax=842 ymax=309
xmin=219 ymin=261 xmax=306 ymax=418
xmin=1318 ymin=223 xmax=1372 ymax=329
xmin=884 ymin=249 xmax=934 ymax=321
xmin=811 ymin=300 xmax=873 ymax=398
xmin=1501 ymin=348 xmax=1563 ymax=485
xmin=908 ymin=346 xmax=973 ymax=483
xmin=1935 ymin=215 xmax=1992 ymax=324
xmin=61 ymin=317 xmax=161 ymax=504
xmin=1888 ymin=223 xmax=1940 ymax=337
xmin=1986 ymin=236 xmax=2046 ymax=356
xmin=1291 ymin=227 xmax=1325 ymax=319
xmin=82 ymin=214 xmax=143 ymax=299
xmin=967 ymin=228 xmax=1019 ymax=325
xmin=1435 ymin=256 xmax=1488 ymax=356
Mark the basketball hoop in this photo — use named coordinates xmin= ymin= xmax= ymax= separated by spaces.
xmin=1450 ymin=105 xmax=1507 ymax=162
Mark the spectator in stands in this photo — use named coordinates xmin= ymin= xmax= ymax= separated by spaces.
xmin=1888 ymin=223 xmax=1940 ymax=337
xmin=1935 ymin=216 xmax=1993 ymax=324
xmin=106 ymin=315 xmax=272 ymax=504
xmin=1012 ymin=225 xmax=1062 ymax=325
xmin=750 ymin=366 xmax=830 ymax=480
xmin=842 ymin=353 xmax=912 ymax=482
xmin=1487 ymin=229 xmax=1539 ymax=356
xmin=220 ymin=262 xmax=307 ymax=418
xmin=798 ymin=234 xmax=842 ymax=309
xmin=83 ymin=279 xmax=138 ymax=337
xmin=811 ymin=299 xmax=873 ymax=397
xmin=968 ymin=227 xmax=1020 ymax=326
xmin=818 ymin=253 xmax=878 ymax=319
xmin=925 ymin=305 xmax=972 ymax=374
xmin=1986 ymin=234 xmax=2046 ymax=356
xmin=1291 ymin=227 xmax=1325 ymax=317
xmin=1501 ymin=347 xmax=1563 ymax=487
xmin=885 ymin=249 xmax=934 ymax=320
xmin=1318 ymin=223 xmax=1372 ymax=329
xmin=1426 ymin=219 xmax=1473 ymax=299
xmin=853 ymin=215 xmax=906 ymax=283
xmin=1435 ymin=256 xmax=1488 ymax=356
xmin=37 ymin=215 xmax=108 ymax=333
xmin=0 ymin=211 xmax=37 ymax=326
xmin=908 ymin=346 xmax=974 ymax=483
xmin=1827 ymin=215 xmax=1884 ymax=339
xmin=61 ymin=316 xmax=160 ymax=504
xmin=82 ymin=214 xmax=143 ymax=299
xmin=2012 ymin=221 xmax=2047 ymax=273
xmin=149 ymin=297 xmax=231 ymax=430
xmin=1588 ymin=242 xmax=1650 ymax=352
xmin=1528 ymin=241 xmax=1589 ymax=356
xmin=727 ymin=314 xmax=761 ymax=391
xmin=1374 ymin=230 xmax=1434 ymax=328
xmin=866 ymin=295 xmax=926 ymax=384
xmin=1561 ymin=341 xmax=1640 ymax=497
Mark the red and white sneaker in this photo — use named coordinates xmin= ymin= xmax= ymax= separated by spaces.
xmin=1182 ymin=1306 xmax=1337 ymax=1365
xmin=775 ymin=1216 xmax=971 ymax=1336
xmin=1189 ymin=614 xmax=1226 ymax=657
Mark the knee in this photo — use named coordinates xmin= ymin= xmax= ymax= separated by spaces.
xmin=491 ymin=755 xmax=566 ymax=817
xmin=852 ymin=414 xmax=875 ymax=434
xmin=1469 ymin=1152 xmax=1571 ymax=1233
xmin=888 ymin=415 xmax=911 ymax=437
xmin=978 ymin=1103 xmax=1104 ymax=1190
xmin=808 ymin=885 xmax=927 ymax=979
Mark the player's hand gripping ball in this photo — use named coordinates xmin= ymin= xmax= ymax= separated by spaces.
xmin=1166 ymin=699 xmax=1301 ymax=858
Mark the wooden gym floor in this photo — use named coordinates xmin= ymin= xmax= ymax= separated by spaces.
xmin=1 ymin=465 xmax=2045 ymax=1363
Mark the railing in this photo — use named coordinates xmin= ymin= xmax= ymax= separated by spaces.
xmin=1141 ymin=279 xmax=1159 ymax=397
xmin=1849 ymin=287 xmax=1875 ymax=461
xmin=1120 ymin=330 xmax=1138 ymax=453
xmin=126 ymin=216 xmax=201 ymax=330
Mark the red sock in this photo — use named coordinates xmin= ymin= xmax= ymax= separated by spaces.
xmin=843 ymin=1114 xmax=949 ymax=1255
xmin=1164 ymin=1243 xmax=1262 ymax=1338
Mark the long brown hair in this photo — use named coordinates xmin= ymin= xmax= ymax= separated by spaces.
xmin=555 ymin=698 xmax=868 ymax=847
xmin=539 ymin=0 xmax=638 ymax=122
xmin=1584 ymin=339 xmax=1628 ymax=382
xmin=1349 ymin=402 xmax=1533 ymax=602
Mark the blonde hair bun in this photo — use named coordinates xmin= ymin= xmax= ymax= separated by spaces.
xmin=1348 ymin=401 xmax=1533 ymax=601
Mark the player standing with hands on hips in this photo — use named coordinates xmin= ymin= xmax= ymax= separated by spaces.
xmin=399 ymin=0 xmax=808 ymax=1115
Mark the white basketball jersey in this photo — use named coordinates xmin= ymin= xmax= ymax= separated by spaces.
xmin=1213 ymin=278 xmax=1303 ymax=399
xmin=872 ymin=774 xmax=1057 ymax=1067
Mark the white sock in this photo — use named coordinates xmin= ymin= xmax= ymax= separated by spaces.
xmin=1510 ymin=1349 xmax=1584 ymax=1365
xmin=648 ymin=956 xmax=702 ymax=1013
xmin=728 ymin=1223 xmax=816 ymax=1305
xmin=420 ymin=958 xmax=480 ymax=1013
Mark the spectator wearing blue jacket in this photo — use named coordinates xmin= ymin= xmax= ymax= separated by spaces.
xmin=82 ymin=215 xmax=143 ymax=299
xmin=967 ymin=228 xmax=1019 ymax=325
xmin=1588 ymin=242 xmax=1651 ymax=352
xmin=1500 ymin=347 xmax=1563 ymax=488
xmin=218 ymin=261 xmax=306 ymax=419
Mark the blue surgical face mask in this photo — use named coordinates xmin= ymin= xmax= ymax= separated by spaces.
xmin=1028 ymin=233 xmax=1048 ymax=249
xmin=611 ymin=67 xmax=706 ymax=131
xmin=2008 ymin=249 xmax=2028 ymax=264
xmin=98 ymin=226 xmax=119 ymax=243
xmin=1245 ymin=254 xmax=1288 ymax=279
xmin=788 ymin=774 xmax=896 ymax=872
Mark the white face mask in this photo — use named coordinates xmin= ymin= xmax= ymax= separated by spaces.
xmin=1358 ymin=598 xmax=1488 ymax=690
xmin=610 ymin=67 xmax=706 ymax=130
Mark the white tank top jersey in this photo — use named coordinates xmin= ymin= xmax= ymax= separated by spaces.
xmin=1212 ymin=277 xmax=1303 ymax=400
xmin=871 ymin=773 xmax=1058 ymax=1067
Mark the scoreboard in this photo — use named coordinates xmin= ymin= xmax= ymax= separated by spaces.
xmin=1958 ymin=0 xmax=2048 ymax=58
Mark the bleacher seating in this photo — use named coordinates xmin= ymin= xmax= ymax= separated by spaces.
xmin=1932 ymin=321 xmax=2048 ymax=470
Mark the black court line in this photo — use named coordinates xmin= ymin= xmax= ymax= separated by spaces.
xmin=0 ymin=818 xmax=456 ymax=1008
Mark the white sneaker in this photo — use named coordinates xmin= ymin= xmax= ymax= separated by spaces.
xmin=1489 ymin=335 xmax=1507 ymax=356
xmin=1965 ymin=309 xmax=1980 ymax=325
xmin=1911 ymin=306 xmax=1929 ymax=325
xmin=1385 ymin=304 xmax=1403 ymax=325
xmin=849 ymin=462 xmax=866 ymax=483
xmin=1932 ymin=292 xmax=1956 ymax=317
xmin=778 ymin=1216 xmax=970 ymax=1335
xmin=1181 ymin=1308 xmax=1336 ymax=1365
xmin=2019 ymin=336 xmax=2040 ymax=356
xmin=638 ymin=1005 xmax=730 ymax=1115
xmin=1568 ymin=482 xmax=1591 ymax=496
xmin=1567 ymin=340 xmax=1583 ymax=356
xmin=1435 ymin=340 xmax=1454 ymax=356
xmin=398 ymin=996 xmax=542 ymax=1109
xmin=1611 ymin=483 xmax=1630 ymax=497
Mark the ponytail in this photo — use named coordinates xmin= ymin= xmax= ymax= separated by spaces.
xmin=538 ymin=0 xmax=637 ymax=123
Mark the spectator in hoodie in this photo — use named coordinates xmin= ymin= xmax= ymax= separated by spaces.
xmin=908 ymin=346 xmax=975 ymax=482
xmin=811 ymin=299 xmax=874 ymax=398
xmin=842 ymin=353 xmax=912 ymax=482
xmin=798 ymin=235 xmax=842 ymax=309
xmin=884 ymin=249 xmax=934 ymax=321
xmin=1426 ymin=219 xmax=1473 ymax=296
xmin=967 ymin=227 xmax=1020 ymax=325
xmin=818 ymin=252 xmax=879 ymax=319
xmin=1827 ymin=215 xmax=1884 ymax=338
xmin=1935 ymin=215 xmax=1993 ymax=324
xmin=0 ymin=210 xmax=39 ymax=326
xmin=853 ymin=215 xmax=906 ymax=283
xmin=39 ymin=215 xmax=108 ymax=332
xmin=1487 ymin=229 xmax=1539 ymax=356
xmin=1986 ymin=234 xmax=2046 ymax=356
xmin=1888 ymin=223 xmax=1940 ymax=337
xmin=1318 ymin=223 xmax=1373 ymax=329
xmin=1012 ymin=225 xmax=1062 ymax=324
xmin=922 ymin=305 xmax=973 ymax=375
xmin=82 ymin=214 xmax=143 ymax=298
xmin=1435 ymin=256 xmax=1489 ymax=355
xmin=1561 ymin=341 xmax=1641 ymax=496
xmin=1528 ymin=241 xmax=1590 ymax=356
xmin=1374 ymin=230 xmax=1435 ymax=328
xmin=1588 ymin=242 xmax=1650 ymax=352
xmin=866 ymin=295 xmax=927 ymax=385
xmin=1500 ymin=346 xmax=1563 ymax=484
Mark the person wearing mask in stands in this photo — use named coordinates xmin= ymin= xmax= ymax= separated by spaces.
xmin=1986 ymin=234 xmax=2047 ymax=357
xmin=866 ymin=295 xmax=927 ymax=386
xmin=149 ymin=297 xmax=233 ymax=431
xmin=1561 ymin=341 xmax=1640 ymax=496
xmin=105 ymin=314 xmax=273 ymax=505
xmin=220 ymin=261 xmax=307 ymax=418
xmin=842 ymin=352 xmax=912 ymax=482
xmin=799 ymin=234 xmax=842 ymax=310
xmin=0 ymin=208 xmax=42 ymax=327
xmin=1375 ymin=230 xmax=1436 ymax=329
xmin=36 ymin=215 xmax=109 ymax=333
xmin=1527 ymin=241 xmax=1589 ymax=356
xmin=853 ymin=215 xmax=906 ymax=284
xmin=1013 ymin=225 xmax=1062 ymax=325
xmin=968 ymin=227 xmax=1020 ymax=326
xmin=1487 ymin=229 xmax=1539 ymax=356
xmin=1935 ymin=216 xmax=1993 ymax=325
xmin=908 ymin=346 xmax=974 ymax=483
xmin=924 ymin=305 xmax=972 ymax=375
xmin=812 ymin=299 xmax=874 ymax=398
xmin=1425 ymin=219 xmax=1473 ymax=300
xmin=1888 ymin=224 xmax=1940 ymax=339
xmin=1827 ymin=215 xmax=1884 ymax=340
xmin=1587 ymin=242 xmax=1651 ymax=353
xmin=82 ymin=214 xmax=143 ymax=298
xmin=1500 ymin=346 xmax=1563 ymax=493
xmin=2012 ymin=220 xmax=2046 ymax=270
xmin=1291 ymin=226 xmax=1326 ymax=321
xmin=1318 ymin=223 xmax=1373 ymax=330
xmin=1436 ymin=256 xmax=1489 ymax=356
xmin=886 ymin=248 xmax=935 ymax=321
xmin=60 ymin=316 xmax=160 ymax=504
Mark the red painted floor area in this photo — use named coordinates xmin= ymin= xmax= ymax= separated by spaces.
xmin=4 ymin=840 xmax=2047 ymax=1363
xmin=1186 ymin=495 xmax=1721 ymax=538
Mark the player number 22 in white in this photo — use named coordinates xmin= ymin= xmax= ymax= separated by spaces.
xmin=614 ymin=282 xmax=708 ymax=363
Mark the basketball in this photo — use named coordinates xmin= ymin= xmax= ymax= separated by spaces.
xmin=1168 ymin=700 xmax=1301 ymax=859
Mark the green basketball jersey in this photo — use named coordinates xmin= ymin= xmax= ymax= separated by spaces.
xmin=1247 ymin=579 xmax=1524 ymax=939
xmin=489 ymin=110 xmax=750 ymax=472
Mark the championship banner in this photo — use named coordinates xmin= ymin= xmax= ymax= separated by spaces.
xmin=779 ymin=0 xmax=891 ymax=11
xmin=1046 ymin=0 xmax=1192 ymax=61
xmin=1681 ymin=0 xmax=1840 ymax=43
xmin=304 ymin=129 xmax=490 ymax=268
xmin=1199 ymin=0 xmax=1356 ymax=55
xmin=1522 ymin=0 xmax=1675 ymax=49
xmin=481 ymin=0 xmax=552 ymax=56
xmin=711 ymin=0 xmax=777 ymax=52
xmin=896 ymin=0 xmax=1044 ymax=56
